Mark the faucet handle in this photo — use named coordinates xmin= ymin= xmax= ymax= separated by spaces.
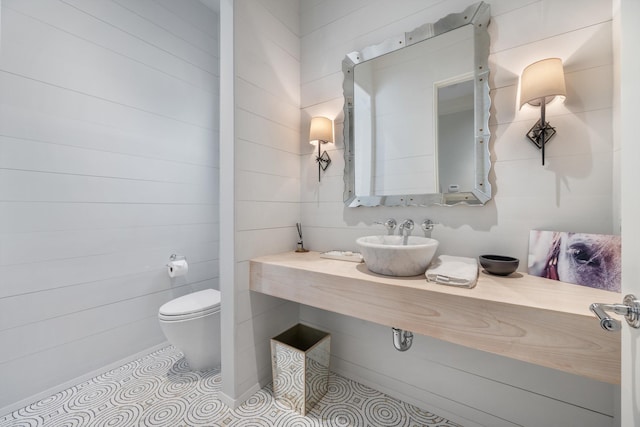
xmin=421 ymin=219 xmax=438 ymax=232
xmin=374 ymin=218 xmax=397 ymax=231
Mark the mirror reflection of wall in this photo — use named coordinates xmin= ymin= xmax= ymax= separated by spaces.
xmin=352 ymin=24 xmax=475 ymax=197
xmin=354 ymin=66 xmax=374 ymax=196
xmin=437 ymin=78 xmax=475 ymax=194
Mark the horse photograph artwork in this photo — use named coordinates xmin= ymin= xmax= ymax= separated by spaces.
xmin=528 ymin=230 xmax=622 ymax=292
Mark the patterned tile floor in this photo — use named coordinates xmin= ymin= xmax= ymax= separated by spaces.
xmin=0 ymin=346 xmax=461 ymax=426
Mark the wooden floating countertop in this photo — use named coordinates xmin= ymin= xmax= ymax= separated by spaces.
xmin=250 ymin=251 xmax=620 ymax=384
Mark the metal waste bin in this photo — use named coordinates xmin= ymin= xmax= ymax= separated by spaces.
xmin=271 ymin=324 xmax=330 ymax=415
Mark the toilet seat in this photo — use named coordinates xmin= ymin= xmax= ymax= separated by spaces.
xmin=159 ymin=289 xmax=221 ymax=322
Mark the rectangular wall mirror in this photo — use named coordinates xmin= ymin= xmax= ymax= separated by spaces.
xmin=342 ymin=2 xmax=491 ymax=207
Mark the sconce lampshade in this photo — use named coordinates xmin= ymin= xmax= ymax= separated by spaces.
xmin=520 ymin=58 xmax=566 ymax=108
xmin=309 ymin=116 xmax=333 ymax=144
xmin=519 ymin=58 xmax=566 ymax=166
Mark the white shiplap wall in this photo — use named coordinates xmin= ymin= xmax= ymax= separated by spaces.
xmin=222 ymin=0 xmax=301 ymax=406
xmin=0 ymin=0 xmax=219 ymax=413
xmin=299 ymin=1 xmax=617 ymax=426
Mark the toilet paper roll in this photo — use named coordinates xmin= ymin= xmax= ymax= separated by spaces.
xmin=167 ymin=259 xmax=188 ymax=278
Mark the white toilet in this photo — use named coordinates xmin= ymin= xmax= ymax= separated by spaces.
xmin=158 ymin=289 xmax=221 ymax=371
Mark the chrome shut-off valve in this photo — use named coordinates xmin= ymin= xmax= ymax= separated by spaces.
xmin=589 ymin=294 xmax=640 ymax=332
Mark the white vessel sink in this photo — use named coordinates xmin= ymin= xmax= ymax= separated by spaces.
xmin=356 ymin=235 xmax=439 ymax=277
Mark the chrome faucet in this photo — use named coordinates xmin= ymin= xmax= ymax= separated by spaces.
xmin=399 ymin=219 xmax=414 ymax=236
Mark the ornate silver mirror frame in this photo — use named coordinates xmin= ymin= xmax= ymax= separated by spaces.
xmin=342 ymin=2 xmax=491 ymax=207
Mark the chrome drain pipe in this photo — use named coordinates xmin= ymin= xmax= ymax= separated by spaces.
xmin=392 ymin=328 xmax=413 ymax=351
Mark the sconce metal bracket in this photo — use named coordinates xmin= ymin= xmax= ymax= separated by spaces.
xmin=526 ymin=119 xmax=556 ymax=149
xmin=317 ymin=150 xmax=331 ymax=171
xmin=315 ymin=143 xmax=332 ymax=182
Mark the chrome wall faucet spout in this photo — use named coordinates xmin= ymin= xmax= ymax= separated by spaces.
xmin=399 ymin=219 xmax=414 ymax=237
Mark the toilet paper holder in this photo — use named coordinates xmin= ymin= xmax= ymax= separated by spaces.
xmin=167 ymin=253 xmax=187 ymax=266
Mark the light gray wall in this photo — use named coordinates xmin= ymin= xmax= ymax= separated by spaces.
xmin=223 ymin=0 xmax=302 ymax=405
xmin=299 ymin=0 xmax=616 ymax=426
xmin=0 ymin=0 xmax=219 ymax=413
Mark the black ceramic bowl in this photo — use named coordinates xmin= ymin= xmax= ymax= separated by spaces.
xmin=479 ymin=255 xmax=519 ymax=276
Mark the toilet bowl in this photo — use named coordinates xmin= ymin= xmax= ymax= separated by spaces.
xmin=158 ymin=289 xmax=221 ymax=372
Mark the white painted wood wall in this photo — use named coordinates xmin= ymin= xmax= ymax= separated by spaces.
xmin=299 ymin=0 xmax=617 ymax=426
xmin=225 ymin=0 xmax=301 ymax=404
xmin=0 ymin=0 xmax=219 ymax=413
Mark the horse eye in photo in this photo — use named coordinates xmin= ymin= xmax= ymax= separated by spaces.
xmin=568 ymin=244 xmax=599 ymax=267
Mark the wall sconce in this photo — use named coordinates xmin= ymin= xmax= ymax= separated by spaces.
xmin=309 ymin=116 xmax=333 ymax=181
xmin=519 ymin=58 xmax=566 ymax=165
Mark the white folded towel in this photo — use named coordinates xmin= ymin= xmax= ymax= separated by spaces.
xmin=425 ymin=255 xmax=479 ymax=288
